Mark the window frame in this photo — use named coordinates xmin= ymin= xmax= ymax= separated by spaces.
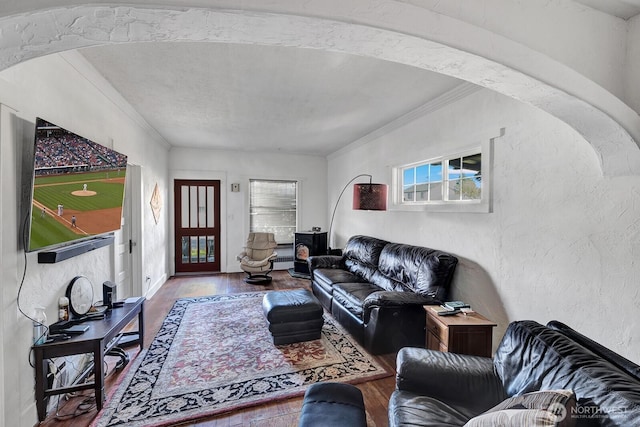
xmin=392 ymin=138 xmax=493 ymax=213
xmin=248 ymin=179 xmax=299 ymax=246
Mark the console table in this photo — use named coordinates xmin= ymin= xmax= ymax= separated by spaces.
xmin=32 ymin=297 xmax=145 ymax=421
xmin=424 ymin=305 xmax=496 ymax=357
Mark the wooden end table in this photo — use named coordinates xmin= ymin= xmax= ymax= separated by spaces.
xmin=32 ymin=297 xmax=145 ymax=421
xmin=424 ymin=305 xmax=496 ymax=357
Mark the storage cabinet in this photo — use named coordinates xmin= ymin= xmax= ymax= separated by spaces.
xmin=424 ymin=306 xmax=496 ymax=357
xmin=293 ymin=232 xmax=327 ymax=276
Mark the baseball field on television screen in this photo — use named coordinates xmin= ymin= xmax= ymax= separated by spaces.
xmin=29 ymin=169 xmax=126 ymax=251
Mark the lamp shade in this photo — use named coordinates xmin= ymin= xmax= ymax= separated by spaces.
xmin=353 ymin=183 xmax=388 ymax=210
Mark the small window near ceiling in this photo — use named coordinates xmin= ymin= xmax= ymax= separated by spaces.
xmin=447 ymin=153 xmax=482 ymax=201
xmin=403 ymin=162 xmax=443 ymax=203
xmin=249 ymin=179 xmax=297 ymax=245
xmin=395 ymin=146 xmax=489 ymax=212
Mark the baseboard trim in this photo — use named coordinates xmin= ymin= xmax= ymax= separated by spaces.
xmin=146 ymin=274 xmax=166 ymax=299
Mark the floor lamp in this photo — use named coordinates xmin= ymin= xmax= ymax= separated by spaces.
xmin=328 ymin=174 xmax=388 ymax=252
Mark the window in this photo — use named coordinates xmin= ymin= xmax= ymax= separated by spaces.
xmin=249 ymin=179 xmax=297 ymax=245
xmin=395 ymin=144 xmax=491 ymax=213
xmin=446 ymin=152 xmax=482 ymax=201
xmin=403 ymin=162 xmax=443 ymax=203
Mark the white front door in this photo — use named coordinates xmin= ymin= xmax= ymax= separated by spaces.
xmin=112 ymin=164 xmax=143 ymax=298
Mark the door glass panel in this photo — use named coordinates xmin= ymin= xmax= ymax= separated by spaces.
xmin=181 ymin=236 xmax=189 ymax=263
xmin=207 ymin=186 xmax=214 ymax=228
xmin=190 ymin=236 xmax=198 ymax=263
xmin=181 ymin=186 xmax=189 ymax=228
xmin=198 ymin=186 xmax=206 ymax=228
xmin=207 ymin=236 xmax=215 ymax=262
xmin=198 ymin=236 xmax=206 ymax=262
xmin=190 ymin=187 xmax=198 ymax=228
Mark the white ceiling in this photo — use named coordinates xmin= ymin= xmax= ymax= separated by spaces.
xmin=79 ymin=43 xmax=464 ymax=156
xmin=574 ymin=0 xmax=640 ymax=19
xmin=76 ymin=1 xmax=640 ymax=157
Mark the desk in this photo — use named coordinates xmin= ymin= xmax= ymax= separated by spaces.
xmin=33 ymin=298 xmax=145 ymax=421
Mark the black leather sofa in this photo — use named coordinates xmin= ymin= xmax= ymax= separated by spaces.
xmin=307 ymin=235 xmax=458 ymax=355
xmin=389 ymin=320 xmax=640 ymax=426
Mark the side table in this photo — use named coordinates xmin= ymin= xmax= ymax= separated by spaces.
xmin=33 ymin=297 xmax=145 ymax=421
xmin=424 ymin=305 xmax=497 ymax=357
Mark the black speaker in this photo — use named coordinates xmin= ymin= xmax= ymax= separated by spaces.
xmin=103 ymin=281 xmax=117 ymax=309
xmin=37 ymin=234 xmax=115 ymax=264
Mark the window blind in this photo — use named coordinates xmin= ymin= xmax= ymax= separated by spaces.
xmin=249 ymin=179 xmax=297 ymax=244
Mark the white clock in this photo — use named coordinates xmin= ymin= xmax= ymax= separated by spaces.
xmin=66 ymin=276 xmax=94 ymax=317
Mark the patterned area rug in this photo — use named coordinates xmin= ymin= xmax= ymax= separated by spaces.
xmin=93 ymin=291 xmax=392 ymax=427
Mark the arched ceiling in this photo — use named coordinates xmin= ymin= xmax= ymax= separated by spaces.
xmin=1 ymin=1 xmax=639 ymax=175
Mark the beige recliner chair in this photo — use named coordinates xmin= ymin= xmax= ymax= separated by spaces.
xmin=237 ymin=232 xmax=278 ymax=284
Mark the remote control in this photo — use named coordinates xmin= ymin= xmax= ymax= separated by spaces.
xmin=437 ymin=309 xmax=460 ymax=316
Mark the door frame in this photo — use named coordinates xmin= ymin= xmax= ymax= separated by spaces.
xmin=169 ymin=170 xmax=227 ymax=276
xmin=173 ymin=179 xmax=221 ymax=273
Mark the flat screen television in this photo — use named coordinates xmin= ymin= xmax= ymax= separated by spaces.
xmin=27 ymin=118 xmax=128 ymax=253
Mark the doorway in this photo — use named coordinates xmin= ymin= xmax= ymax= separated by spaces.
xmin=174 ymin=179 xmax=221 ymax=273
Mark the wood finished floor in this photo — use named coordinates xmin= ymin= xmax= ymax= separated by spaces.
xmin=38 ymin=270 xmax=397 ymax=427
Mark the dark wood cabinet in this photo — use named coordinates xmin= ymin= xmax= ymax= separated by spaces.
xmin=293 ymin=231 xmax=327 ymax=276
xmin=424 ymin=306 xmax=496 ymax=357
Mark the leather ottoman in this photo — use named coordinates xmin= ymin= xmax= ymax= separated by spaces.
xmin=298 ymin=382 xmax=367 ymax=427
xmin=262 ymin=289 xmax=324 ymax=345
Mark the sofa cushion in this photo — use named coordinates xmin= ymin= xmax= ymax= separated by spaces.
xmin=494 ymin=321 xmax=640 ymax=427
xmin=465 ymin=389 xmax=576 ymax=427
xmin=374 ymin=243 xmax=458 ymax=299
xmin=314 ymin=268 xmax=364 ymax=290
xmin=465 ymin=409 xmax=568 ymax=427
xmin=389 ymin=390 xmax=469 ymax=427
xmin=332 ymin=282 xmax=382 ymax=318
xmin=343 ymin=235 xmax=389 ymax=282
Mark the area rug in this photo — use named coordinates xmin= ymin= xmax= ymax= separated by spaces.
xmin=93 ymin=291 xmax=392 ymax=427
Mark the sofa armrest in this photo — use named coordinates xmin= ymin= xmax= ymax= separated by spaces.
xmin=396 ymin=347 xmax=507 ymax=414
xmin=307 ymin=255 xmax=344 ymax=270
xmin=363 ymin=291 xmax=436 ymax=310
xmin=307 ymin=255 xmax=346 ymax=280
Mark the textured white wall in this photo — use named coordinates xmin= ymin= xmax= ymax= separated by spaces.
xmin=627 ymin=14 xmax=640 ymax=114
xmin=168 ymin=147 xmax=327 ymax=274
xmin=401 ymin=0 xmax=629 ymax=99
xmin=329 ymin=88 xmax=640 ymax=362
xmin=0 ymin=54 xmax=169 ymax=426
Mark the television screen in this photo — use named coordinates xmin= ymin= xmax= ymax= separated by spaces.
xmin=27 ymin=118 xmax=128 ymax=252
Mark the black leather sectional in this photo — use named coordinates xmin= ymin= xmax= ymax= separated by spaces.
xmin=389 ymin=320 xmax=640 ymax=426
xmin=308 ymin=235 xmax=458 ymax=355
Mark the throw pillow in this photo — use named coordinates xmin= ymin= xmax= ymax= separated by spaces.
xmin=464 ymin=389 xmax=576 ymax=427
